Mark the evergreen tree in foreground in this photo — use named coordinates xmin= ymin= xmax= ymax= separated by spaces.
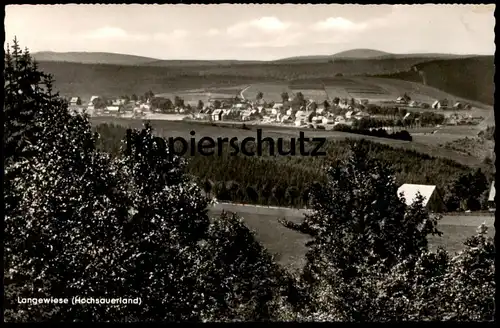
xmin=3 ymin=39 xmax=287 ymax=322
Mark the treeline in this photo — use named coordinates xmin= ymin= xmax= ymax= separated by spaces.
xmin=333 ymin=123 xmax=413 ymax=141
xmin=94 ymin=123 xmax=492 ymax=210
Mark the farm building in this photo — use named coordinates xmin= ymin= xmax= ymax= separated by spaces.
xmin=211 ymin=109 xmax=223 ymax=121
xmin=396 ymin=96 xmax=407 ymax=104
xmin=345 ymin=111 xmax=354 ymax=119
xmin=70 ymin=97 xmax=82 ymax=106
xmin=397 ymin=184 xmax=446 ymax=213
xmin=432 ymin=99 xmax=449 ymax=109
xmin=488 ymin=181 xmax=495 ymax=210
xmin=453 ymin=102 xmax=463 ymax=109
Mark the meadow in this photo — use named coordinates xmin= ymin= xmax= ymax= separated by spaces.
xmin=209 ymin=203 xmax=496 ymax=271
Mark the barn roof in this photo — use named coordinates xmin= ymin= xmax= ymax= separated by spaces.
xmin=397 ymin=184 xmax=437 ymax=207
xmin=488 ymin=181 xmax=495 ymax=202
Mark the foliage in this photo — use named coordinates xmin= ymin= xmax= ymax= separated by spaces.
xmin=282 ymin=144 xmax=494 ymax=321
xmin=93 ymin=122 xmax=490 ymax=209
xmin=4 ymin=39 xmax=286 ymax=322
xmin=333 ymin=123 xmax=413 ymax=141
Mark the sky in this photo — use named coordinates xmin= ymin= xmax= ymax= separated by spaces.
xmin=5 ymin=4 xmax=496 ymax=61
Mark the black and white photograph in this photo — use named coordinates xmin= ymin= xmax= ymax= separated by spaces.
xmin=4 ymin=4 xmax=496 ymax=322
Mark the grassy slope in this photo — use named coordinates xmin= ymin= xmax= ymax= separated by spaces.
xmin=209 ymin=205 xmax=495 ymax=271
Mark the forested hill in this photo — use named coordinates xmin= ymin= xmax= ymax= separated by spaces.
xmin=373 ymin=56 xmax=494 ymax=106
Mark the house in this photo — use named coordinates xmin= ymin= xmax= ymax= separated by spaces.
xmin=286 ymin=108 xmax=293 ymax=116
xmin=316 ymin=106 xmax=326 ymax=115
xmin=273 ymin=103 xmax=283 ymax=110
xmin=338 ymin=101 xmax=351 ymax=110
xmin=432 ymin=99 xmax=449 ymax=109
xmin=403 ymin=112 xmax=412 ymax=120
xmin=345 ymin=111 xmax=354 ymax=119
xmin=281 ymin=115 xmax=292 ymax=123
xmin=70 ymin=97 xmax=82 ymax=106
xmin=359 ymin=99 xmax=369 ymax=105
xmin=453 ymin=102 xmax=463 ymax=109
xmin=295 ymin=120 xmax=305 ymax=127
xmin=335 ymin=115 xmax=346 ymax=123
xmin=397 ymin=184 xmax=446 ymax=213
xmin=431 ymin=100 xmax=441 ymax=109
xmin=408 ymin=100 xmax=418 ymax=107
xmin=312 ymin=116 xmax=323 ymax=123
xmin=140 ymin=103 xmax=151 ymax=111
xmin=355 ymin=111 xmax=369 ymax=119
xmin=396 ymin=96 xmax=407 ymax=104
xmin=464 ymin=103 xmax=472 ymax=110
xmin=211 ymin=109 xmax=223 ymax=121
xmin=112 ymin=99 xmax=126 ymax=106
xmin=322 ymin=116 xmax=335 ymax=124
xmin=105 ymin=105 xmax=122 ymax=114
xmin=488 ymin=182 xmax=495 ymax=210
xmin=88 ymin=95 xmax=100 ymax=105
xmin=295 ymin=110 xmax=307 ymax=119
xmin=233 ymin=103 xmax=250 ymax=111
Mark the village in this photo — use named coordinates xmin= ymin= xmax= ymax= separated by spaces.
xmin=66 ymin=91 xmax=483 ymax=131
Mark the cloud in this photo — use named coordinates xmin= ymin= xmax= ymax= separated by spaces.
xmin=206 ymin=28 xmax=220 ymax=36
xmin=227 ymin=16 xmax=292 ymax=38
xmin=85 ymin=26 xmax=129 ymax=39
xmin=311 ymin=17 xmax=367 ymax=31
xmin=83 ymin=27 xmax=188 ymax=43
xmin=240 ymin=32 xmax=305 ymax=48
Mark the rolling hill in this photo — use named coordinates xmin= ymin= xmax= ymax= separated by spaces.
xmin=34 ymin=49 xmax=477 ymax=67
xmin=276 ymin=49 xmax=477 ymax=63
xmin=33 ymin=51 xmax=265 ymax=67
xmin=32 ymin=51 xmax=161 ymax=66
xmin=35 ymin=51 xmax=494 ymax=107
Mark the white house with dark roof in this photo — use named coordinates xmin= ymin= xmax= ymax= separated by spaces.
xmin=488 ymin=181 xmax=495 ymax=210
xmin=397 ymin=184 xmax=446 ymax=213
xmin=70 ymin=97 xmax=81 ymax=106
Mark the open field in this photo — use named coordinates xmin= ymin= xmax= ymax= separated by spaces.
xmin=38 ymin=55 xmax=493 ymax=107
xmin=242 ymin=77 xmax=493 ymax=123
xmin=156 ymin=85 xmax=244 ymax=106
xmin=243 ymin=82 xmax=294 ymax=102
xmin=90 ymin=117 xmax=485 ymax=167
xmin=209 ymin=203 xmax=495 ymax=271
